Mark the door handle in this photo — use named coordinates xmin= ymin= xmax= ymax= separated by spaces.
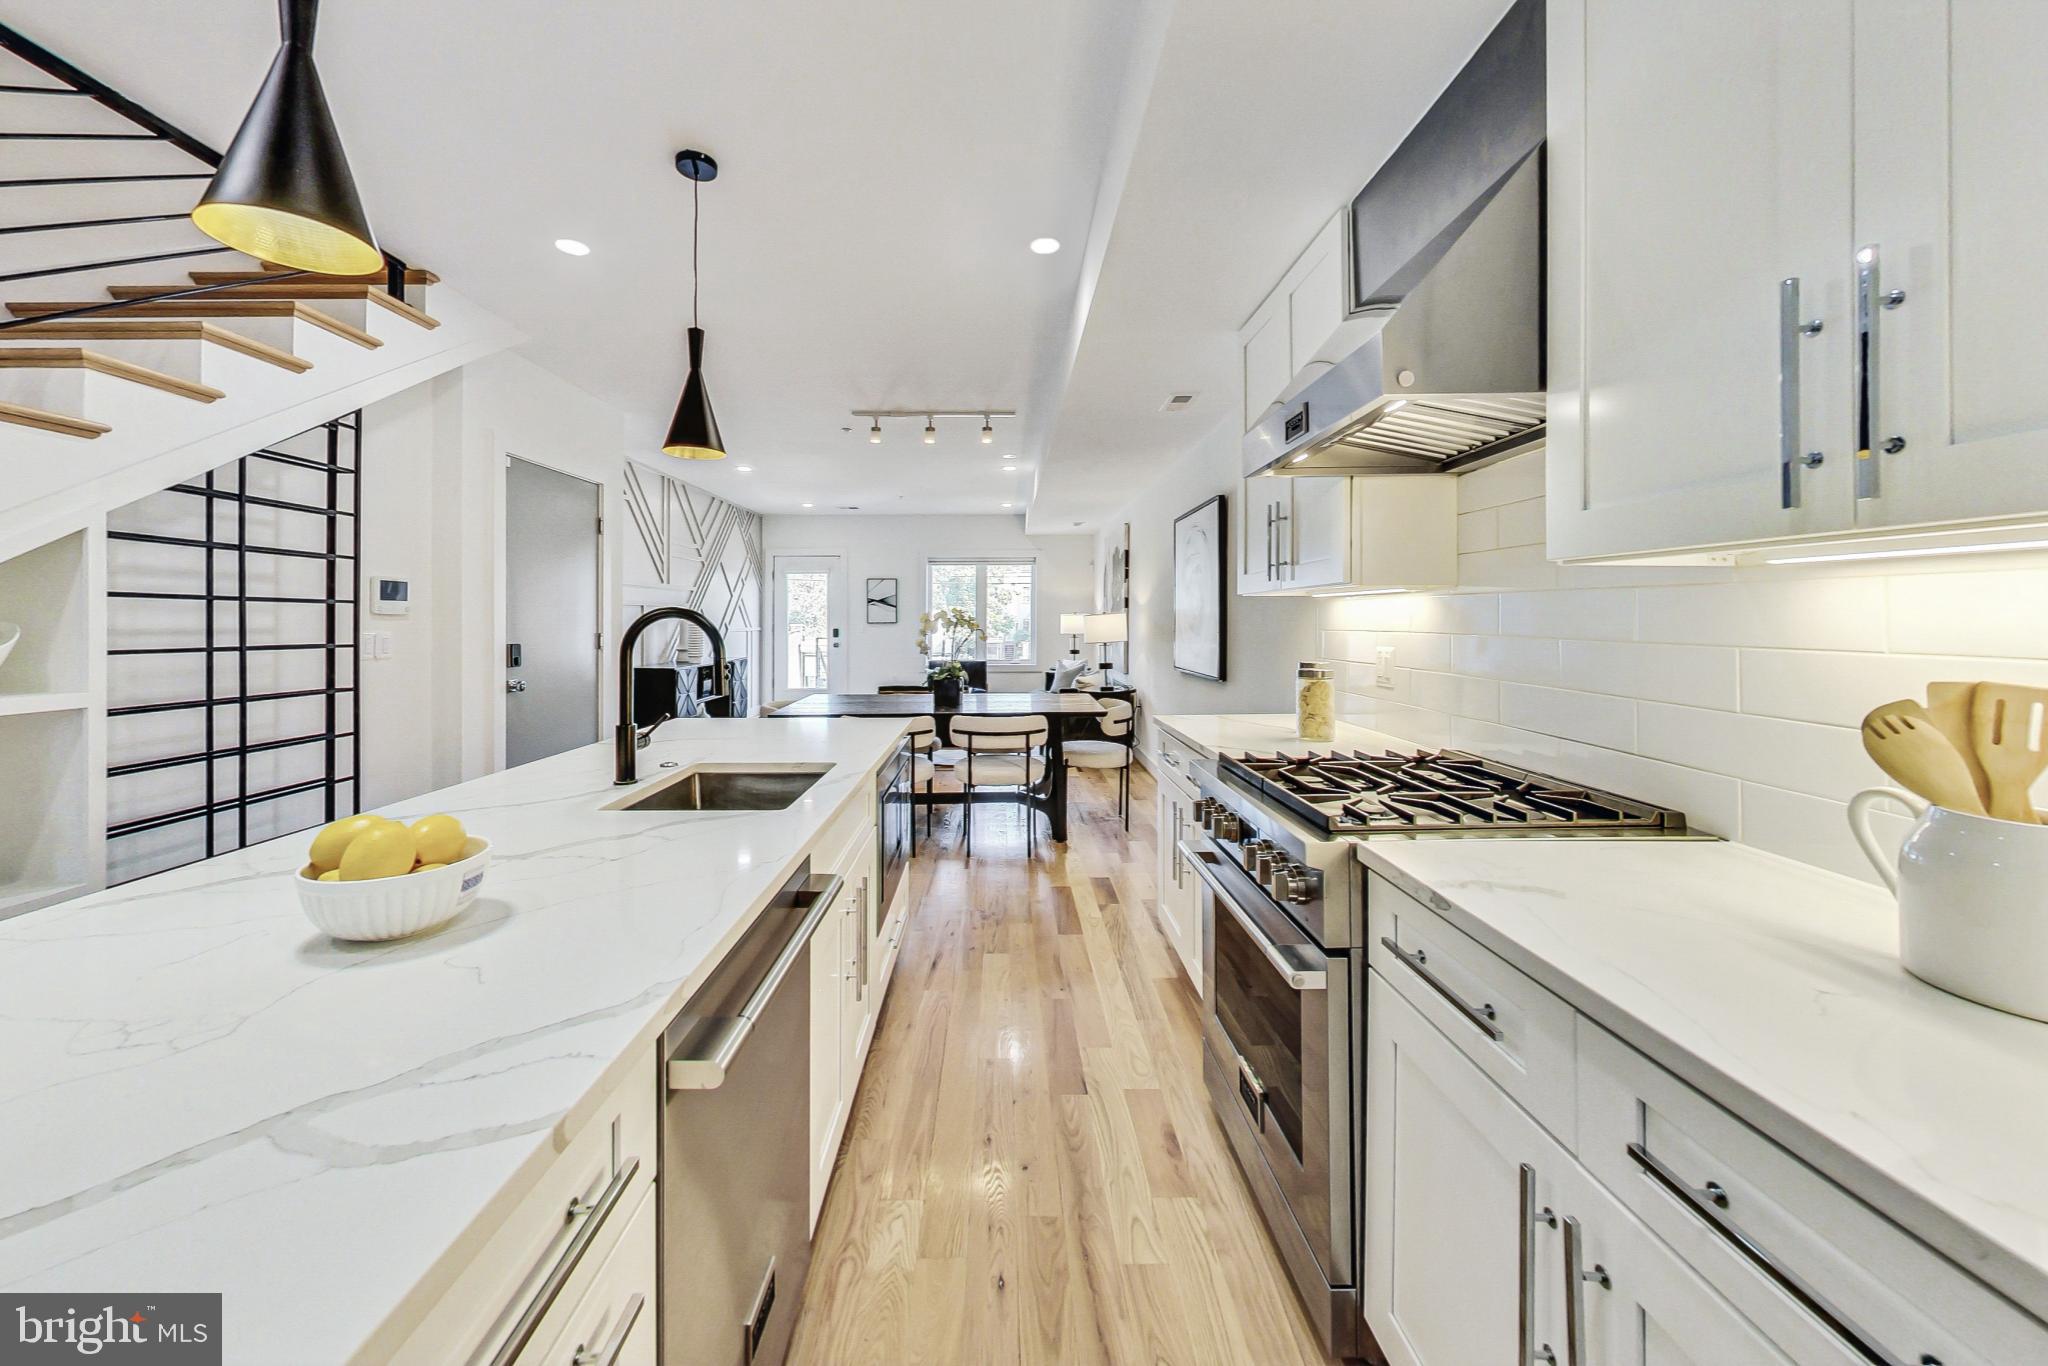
xmin=1520 ymin=1163 xmax=1557 ymax=1366
xmin=1380 ymin=937 xmax=1502 ymax=1041
xmin=1778 ymin=277 xmax=1824 ymax=509
xmin=1854 ymin=244 xmax=1903 ymax=500
xmin=1561 ymin=1214 xmax=1609 ymax=1366
xmin=505 ymin=678 xmax=528 ymax=694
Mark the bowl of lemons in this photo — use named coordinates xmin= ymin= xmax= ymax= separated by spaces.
xmin=294 ymin=811 xmax=489 ymax=941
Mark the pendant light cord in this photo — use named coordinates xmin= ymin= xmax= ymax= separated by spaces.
xmin=691 ymin=175 xmax=700 ymax=328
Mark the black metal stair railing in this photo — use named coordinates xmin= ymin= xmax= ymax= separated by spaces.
xmin=0 ymin=21 xmax=409 ymax=330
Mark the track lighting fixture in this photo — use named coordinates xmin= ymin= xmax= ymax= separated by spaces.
xmin=981 ymin=415 xmax=994 ymax=443
xmin=868 ymin=419 xmax=882 ymax=444
xmin=192 ymin=0 xmax=381 ymax=274
xmin=662 ymin=149 xmax=725 ymax=460
xmin=851 ymin=410 xmax=1017 ymax=445
xmin=923 ymin=417 xmax=937 ymax=445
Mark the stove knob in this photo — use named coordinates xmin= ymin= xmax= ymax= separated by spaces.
xmin=1273 ymin=865 xmax=1316 ymax=904
xmin=1241 ymin=840 xmax=1273 ymax=875
xmin=1213 ymin=812 xmax=1243 ymax=842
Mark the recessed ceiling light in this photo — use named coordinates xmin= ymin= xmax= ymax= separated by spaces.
xmin=1000 ymin=501 xmax=1013 ymax=508
xmin=1029 ymin=237 xmax=1060 ymax=255
xmin=800 ymin=501 xmax=814 ymax=508
xmin=554 ymin=238 xmax=590 ymax=256
xmin=735 ymin=464 xmax=753 ymax=472
xmin=1003 ymin=464 xmax=1017 ymax=472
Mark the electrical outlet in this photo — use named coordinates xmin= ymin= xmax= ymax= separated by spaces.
xmin=1375 ymin=645 xmax=1396 ymax=688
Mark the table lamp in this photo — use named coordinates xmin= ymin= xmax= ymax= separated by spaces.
xmin=1084 ymin=611 xmax=1127 ymax=672
xmin=1059 ymin=612 xmax=1086 ymax=659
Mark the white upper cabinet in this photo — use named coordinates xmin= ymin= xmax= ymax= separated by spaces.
xmin=1851 ymin=2 xmax=2048 ymax=530
xmin=1546 ymin=0 xmax=1857 ymax=561
xmin=1239 ymin=474 xmax=1457 ymax=596
xmin=1550 ymin=0 xmax=2048 ymax=561
xmin=1241 ymin=211 xmax=1360 ymax=439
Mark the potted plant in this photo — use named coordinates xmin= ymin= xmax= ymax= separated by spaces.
xmin=917 ymin=607 xmax=986 ymax=707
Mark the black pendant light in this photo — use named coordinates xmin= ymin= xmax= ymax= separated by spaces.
xmin=192 ymin=0 xmax=381 ymax=275
xmin=662 ymin=149 xmax=726 ymax=460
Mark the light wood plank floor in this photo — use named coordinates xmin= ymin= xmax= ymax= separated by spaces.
xmin=788 ymin=761 xmax=1339 ymax=1365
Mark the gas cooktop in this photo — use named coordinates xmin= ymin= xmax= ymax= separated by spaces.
xmin=1217 ymin=748 xmax=1690 ymax=838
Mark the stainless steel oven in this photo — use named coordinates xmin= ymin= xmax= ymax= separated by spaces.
xmin=1180 ymin=777 xmax=1364 ymax=1360
xmin=876 ymin=736 xmax=911 ymax=918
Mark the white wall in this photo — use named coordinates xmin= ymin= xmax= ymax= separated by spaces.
xmin=1318 ymin=449 xmax=2048 ymax=885
xmin=1095 ymin=416 xmax=1315 ymax=752
xmin=758 ymin=514 xmax=1094 ymax=696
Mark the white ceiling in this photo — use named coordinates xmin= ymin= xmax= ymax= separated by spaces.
xmin=14 ymin=0 xmax=1514 ymax=526
xmin=10 ymin=0 xmax=1148 ymax=515
xmin=1029 ymin=0 xmax=1519 ymax=532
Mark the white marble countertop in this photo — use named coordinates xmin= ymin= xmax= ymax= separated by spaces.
xmin=1358 ymin=836 xmax=2048 ymax=1320
xmin=0 ymin=718 xmax=906 ymax=1364
xmin=1153 ymin=712 xmax=1400 ymax=761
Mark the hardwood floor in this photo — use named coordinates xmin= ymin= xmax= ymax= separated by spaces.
xmin=788 ymin=761 xmax=1339 ymax=1365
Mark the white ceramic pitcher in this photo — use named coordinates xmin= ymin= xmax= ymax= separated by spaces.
xmin=1849 ymin=788 xmax=2048 ymax=1023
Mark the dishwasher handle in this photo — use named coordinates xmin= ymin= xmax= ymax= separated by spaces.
xmin=667 ymin=873 xmax=843 ymax=1092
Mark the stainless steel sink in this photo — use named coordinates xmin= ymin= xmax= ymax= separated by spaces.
xmin=606 ymin=764 xmax=830 ymax=812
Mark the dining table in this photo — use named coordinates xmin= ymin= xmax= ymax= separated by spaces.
xmin=768 ymin=690 xmax=1106 ymax=841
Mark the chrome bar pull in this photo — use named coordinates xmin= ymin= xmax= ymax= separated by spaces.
xmin=1627 ymin=1142 xmax=1918 ymax=1366
xmin=1380 ymin=937 xmax=1502 ymax=1041
xmin=1561 ymin=1215 xmax=1609 ymax=1366
xmin=1779 ymin=277 xmax=1825 ymax=508
xmin=1855 ymin=244 xmax=1898 ymax=500
xmin=1520 ymin=1163 xmax=1557 ymax=1366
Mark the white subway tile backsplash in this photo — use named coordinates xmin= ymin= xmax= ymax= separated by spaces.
xmin=1411 ymin=669 xmax=1499 ymax=721
xmin=1499 ymin=683 xmax=1636 ymax=750
xmin=1495 ymin=496 xmax=1546 ymax=549
xmin=1457 ymin=452 xmax=1547 ymax=511
xmin=1451 ymin=633 xmax=1561 ymax=683
xmin=1886 ymin=569 xmax=2048 ymax=656
xmin=1638 ymin=703 xmax=1881 ymax=800
xmin=1551 ymin=741 xmax=1742 ymax=838
xmin=1560 ymin=640 xmax=1739 ymax=710
xmin=1636 ymin=577 xmax=1888 ymax=650
xmin=1499 ymin=588 xmax=1636 ymax=641
xmin=1413 ymin=593 xmax=1499 ymax=636
xmin=1738 ymin=782 xmax=1910 ymax=886
xmin=1320 ymin=592 xmax=1416 ymax=632
xmin=1458 ymin=508 xmax=1500 ymax=554
xmin=1459 ymin=543 xmax=1559 ymax=591
xmin=1738 ymin=650 xmax=2048 ymax=727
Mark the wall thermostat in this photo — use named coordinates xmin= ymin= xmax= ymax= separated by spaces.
xmin=370 ymin=577 xmax=411 ymax=616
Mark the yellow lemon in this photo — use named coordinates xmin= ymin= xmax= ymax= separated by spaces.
xmin=338 ymin=822 xmax=418 ymax=880
xmin=409 ymin=813 xmax=467 ymax=865
xmin=411 ymin=863 xmax=448 ymax=874
xmin=317 ymin=869 xmax=342 ymax=882
xmin=309 ymin=813 xmax=396 ymax=871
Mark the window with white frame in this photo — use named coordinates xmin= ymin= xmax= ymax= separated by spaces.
xmin=927 ymin=559 xmax=1035 ymax=665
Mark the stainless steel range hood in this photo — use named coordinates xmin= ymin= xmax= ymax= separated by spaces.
xmin=1247 ymin=0 xmax=1545 ymax=479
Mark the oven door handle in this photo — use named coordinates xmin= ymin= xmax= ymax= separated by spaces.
xmin=1178 ymin=841 xmax=1327 ymax=991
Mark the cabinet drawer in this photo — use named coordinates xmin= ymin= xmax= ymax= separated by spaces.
xmin=1366 ymin=873 xmax=1576 ymax=1145
xmin=392 ymin=1056 xmax=658 ymax=1366
xmin=520 ymin=1183 xmax=657 ymax=1366
xmin=1578 ymin=1022 xmax=2048 ymax=1366
xmin=1153 ymin=732 xmax=1204 ymax=793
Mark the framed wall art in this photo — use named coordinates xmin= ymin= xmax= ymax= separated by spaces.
xmin=1172 ymin=495 xmax=1226 ymax=681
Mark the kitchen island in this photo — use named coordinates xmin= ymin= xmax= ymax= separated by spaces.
xmin=0 ymin=717 xmax=908 ymax=1364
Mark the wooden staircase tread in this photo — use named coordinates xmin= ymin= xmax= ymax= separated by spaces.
xmin=0 ymin=348 xmax=225 ymax=402
xmin=108 ymin=282 xmax=440 ymax=330
xmin=0 ymin=400 xmax=109 ymax=439
xmin=5 ymin=300 xmax=383 ymax=350
xmin=200 ymin=267 xmax=441 ymax=286
xmin=0 ymin=321 xmax=312 ymax=373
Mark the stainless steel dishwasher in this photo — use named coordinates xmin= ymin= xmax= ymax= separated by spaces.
xmin=661 ymin=861 xmax=841 ymax=1366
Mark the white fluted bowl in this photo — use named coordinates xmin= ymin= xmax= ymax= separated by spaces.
xmin=295 ymin=836 xmax=491 ymax=941
xmin=0 ymin=622 xmax=19 ymax=677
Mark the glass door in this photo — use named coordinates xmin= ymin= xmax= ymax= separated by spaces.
xmin=771 ymin=554 xmax=846 ymax=697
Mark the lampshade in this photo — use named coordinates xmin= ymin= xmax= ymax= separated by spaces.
xmin=191 ymin=0 xmax=381 ymax=275
xmin=1059 ymin=612 xmax=1087 ymax=635
xmin=1083 ymin=611 xmax=1127 ymax=644
xmin=661 ymin=326 xmax=724 ymax=459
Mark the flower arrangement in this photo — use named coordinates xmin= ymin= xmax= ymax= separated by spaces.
xmin=917 ymin=607 xmax=985 ymax=662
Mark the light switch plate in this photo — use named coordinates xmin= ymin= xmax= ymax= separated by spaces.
xmin=1375 ymin=645 xmax=1396 ymax=688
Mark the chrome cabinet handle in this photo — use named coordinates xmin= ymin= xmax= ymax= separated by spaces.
xmin=1169 ymin=803 xmax=1183 ymax=887
xmin=1778 ymin=277 xmax=1825 ymax=508
xmin=1380 ymin=937 xmax=1502 ymax=1041
xmin=487 ymin=1156 xmax=642 ymax=1366
xmin=1275 ymin=502 xmax=1292 ymax=574
xmin=1180 ymin=842 xmax=1327 ymax=989
xmin=506 ymin=678 xmax=528 ymax=694
xmin=1561 ymin=1215 xmax=1609 ymax=1366
xmin=855 ymin=876 xmax=868 ymax=1003
xmin=668 ymin=874 xmax=842 ymax=1090
xmin=1520 ymin=1163 xmax=1558 ymax=1366
xmin=1264 ymin=503 xmax=1277 ymax=578
xmin=569 ymin=1291 xmax=645 ymax=1366
xmin=1626 ymin=1142 xmax=1922 ymax=1366
xmin=1855 ymin=244 xmax=1902 ymax=500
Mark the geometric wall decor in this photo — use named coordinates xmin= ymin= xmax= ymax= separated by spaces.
xmin=620 ymin=461 xmax=763 ymax=709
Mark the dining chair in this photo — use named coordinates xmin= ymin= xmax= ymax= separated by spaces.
xmin=903 ymin=716 xmax=939 ymax=849
xmin=1061 ymin=698 xmax=1135 ymax=828
xmin=948 ymin=714 xmax=1048 ymax=858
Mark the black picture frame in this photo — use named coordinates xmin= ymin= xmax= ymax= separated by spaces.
xmin=1172 ymin=494 xmax=1227 ymax=681
xmin=865 ymin=576 xmax=899 ymax=624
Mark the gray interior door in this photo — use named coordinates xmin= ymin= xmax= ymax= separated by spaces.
xmin=506 ymin=457 xmax=601 ymax=768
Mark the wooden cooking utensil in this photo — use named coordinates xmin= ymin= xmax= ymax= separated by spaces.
xmin=1925 ymin=681 xmax=1992 ymax=808
xmin=1969 ymin=683 xmax=2048 ymax=824
xmin=1861 ymin=699 xmax=1988 ymax=815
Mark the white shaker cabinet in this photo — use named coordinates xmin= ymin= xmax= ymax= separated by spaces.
xmin=1367 ymin=975 xmax=1800 ymax=1366
xmin=1151 ymin=752 xmax=1202 ymax=992
xmin=1545 ymin=0 xmax=1858 ymax=561
xmin=1851 ymin=2 xmax=2048 ymax=530
xmin=1241 ymin=211 xmax=1359 ymax=436
xmin=1239 ymin=475 xmax=1351 ymax=593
